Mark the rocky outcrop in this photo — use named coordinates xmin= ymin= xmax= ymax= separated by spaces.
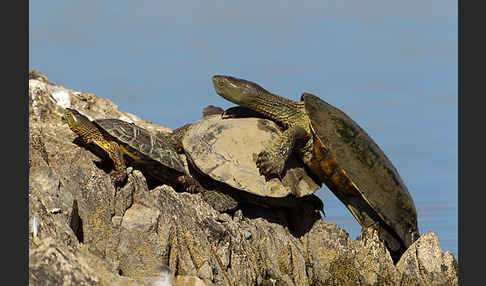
xmin=28 ymin=70 xmax=458 ymax=286
xmin=396 ymin=232 xmax=458 ymax=285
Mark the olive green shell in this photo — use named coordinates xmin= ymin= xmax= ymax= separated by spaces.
xmin=94 ymin=119 xmax=185 ymax=173
xmin=302 ymin=93 xmax=419 ymax=248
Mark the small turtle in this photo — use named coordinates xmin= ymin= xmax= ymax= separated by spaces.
xmin=63 ymin=108 xmax=202 ymax=192
xmin=212 ymin=75 xmax=419 ymax=261
xmin=182 ymin=114 xmax=323 ymax=212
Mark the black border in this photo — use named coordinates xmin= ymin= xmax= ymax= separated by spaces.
xmin=459 ymin=0 xmax=483 ymax=284
xmin=9 ymin=0 xmax=29 ymax=284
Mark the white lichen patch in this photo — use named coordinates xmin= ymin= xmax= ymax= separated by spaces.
xmin=29 ymin=79 xmax=47 ymax=89
xmin=49 ymin=208 xmax=62 ymax=214
xmin=48 ymin=86 xmax=71 ymax=109
xmin=29 ymin=79 xmax=51 ymax=106
xmin=29 ymin=80 xmax=50 ymax=118
xmin=152 ymin=274 xmax=173 ymax=286
xmin=29 ymin=79 xmax=46 ymax=101
xmin=29 ymin=79 xmax=72 ymax=109
xmin=30 ymin=216 xmax=38 ymax=237
xmin=151 ymin=264 xmax=174 ymax=286
xmin=151 ymin=267 xmax=173 ymax=286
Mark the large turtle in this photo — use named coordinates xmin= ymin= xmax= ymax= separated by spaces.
xmin=212 ymin=75 xmax=419 ymax=261
xmin=63 ymin=108 xmax=205 ymax=193
xmin=182 ymin=114 xmax=323 ymax=213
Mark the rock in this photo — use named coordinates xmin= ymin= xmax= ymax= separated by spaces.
xmin=173 ymin=276 xmax=207 ymax=286
xmin=396 ymin=232 xmax=459 ymax=285
xmin=29 ymin=237 xmax=142 ymax=286
xmin=28 ymin=71 xmax=458 ymax=286
xmin=29 ymin=69 xmax=51 ymax=83
xmin=352 ymin=228 xmax=401 ymax=285
xmin=29 ymin=237 xmax=100 ymax=286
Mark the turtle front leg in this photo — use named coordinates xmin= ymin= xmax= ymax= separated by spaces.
xmin=256 ymin=125 xmax=310 ymax=178
xmin=106 ymin=141 xmax=127 ymax=184
xmin=175 ymin=174 xmax=205 ymax=194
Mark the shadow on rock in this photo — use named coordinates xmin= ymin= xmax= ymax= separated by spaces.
xmin=188 ymin=162 xmax=323 ymax=238
xmin=239 ymin=201 xmax=322 ymax=238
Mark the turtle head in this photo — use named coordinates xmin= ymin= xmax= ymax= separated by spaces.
xmin=63 ymin=108 xmax=92 ymax=130
xmin=212 ymin=75 xmax=265 ymax=107
xmin=213 ymin=75 xmax=301 ymax=122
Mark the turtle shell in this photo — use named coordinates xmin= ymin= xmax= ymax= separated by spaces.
xmin=94 ymin=119 xmax=185 ymax=173
xmin=301 ymin=93 xmax=419 ymax=248
xmin=182 ymin=115 xmax=320 ymax=199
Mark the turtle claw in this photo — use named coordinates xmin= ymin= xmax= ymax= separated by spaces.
xmin=110 ymin=170 xmax=127 ymax=185
xmin=177 ymin=175 xmax=204 ymax=194
xmin=186 ymin=183 xmax=202 ymax=194
xmin=256 ymin=150 xmax=285 ymax=179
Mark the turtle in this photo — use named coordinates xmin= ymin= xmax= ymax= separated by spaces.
xmin=182 ymin=113 xmax=323 ymax=214
xmin=212 ymin=75 xmax=420 ymax=261
xmin=63 ymin=108 xmax=205 ymax=193
xmin=64 ymin=107 xmax=252 ymax=212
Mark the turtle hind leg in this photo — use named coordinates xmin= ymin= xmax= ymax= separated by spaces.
xmin=201 ymin=190 xmax=238 ymax=212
